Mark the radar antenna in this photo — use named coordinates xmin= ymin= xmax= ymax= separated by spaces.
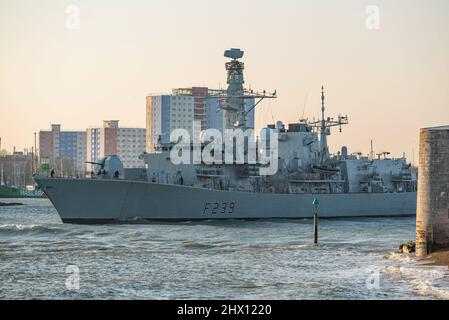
xmin=300 ymin=92 xmax=308 ymax=121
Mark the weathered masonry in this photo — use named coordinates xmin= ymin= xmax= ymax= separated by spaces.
xmin=416 ymin=125 xmax=449 ymax=257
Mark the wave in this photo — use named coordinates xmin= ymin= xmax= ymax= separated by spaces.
xmin=0 ymin=224 xmax=63 ymax=235
xmin=179 ymin=241 xmax=215 ymax=249
xmin=383 ymin=252 xmax=449 ymax=300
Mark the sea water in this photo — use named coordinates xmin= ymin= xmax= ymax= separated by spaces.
xmin=1 ymin=198 xmax=448 ymax=300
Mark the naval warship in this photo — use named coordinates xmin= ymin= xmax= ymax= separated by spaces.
xmin=34 ymin=49 xmax=417 ymax=224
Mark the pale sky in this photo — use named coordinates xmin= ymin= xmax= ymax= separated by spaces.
xmin=1 ymin=0 xmax=448 ymax=161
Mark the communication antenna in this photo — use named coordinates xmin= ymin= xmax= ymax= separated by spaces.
xmin=301 ymin=93 xmax=308 ymax=120
xmin=269 ymin=100 xmax=275 ymax=124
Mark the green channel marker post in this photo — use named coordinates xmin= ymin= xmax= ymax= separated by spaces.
xmin=312 ymin=198 xmax=319 ymax=244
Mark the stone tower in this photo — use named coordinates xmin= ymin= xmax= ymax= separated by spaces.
xmin=416 ymin=125 xmax=449 ymax=257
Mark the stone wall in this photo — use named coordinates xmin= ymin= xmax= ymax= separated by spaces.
xmin=416 ymin=126 xmax=449 ymax=256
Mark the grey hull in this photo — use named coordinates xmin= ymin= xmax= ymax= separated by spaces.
xmin=34 ymin=177 xmax=417 ymax=224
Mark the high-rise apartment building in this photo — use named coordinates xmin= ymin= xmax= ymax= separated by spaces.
xmin=38 ymin=124 xmax=87 ymax=173
xmin=87 ymin=120 xmax=146 ymax=171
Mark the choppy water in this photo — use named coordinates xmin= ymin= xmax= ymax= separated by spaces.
xmin=1 ymin=198 xmax=448 ymax=300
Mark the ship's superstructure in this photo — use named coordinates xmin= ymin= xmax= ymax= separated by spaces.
xmin=34 ymin=49 xmax=417 ymax=223
xmin=140 ymin=49 xmax=415 ymax=196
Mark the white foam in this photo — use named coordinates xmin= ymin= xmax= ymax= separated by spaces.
xmin=0 ymin=224 xmax=42 ymax=230
xmin=382 ymin=252 xmax=449 ymax=300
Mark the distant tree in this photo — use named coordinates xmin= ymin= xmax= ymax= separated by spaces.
xmin=51 ymin=157 xmax=77 ymax=178
xmin=0 ymin=149 xmax=8 ymax=156
xmin=0 ymin=154 xmax=33 ymax=187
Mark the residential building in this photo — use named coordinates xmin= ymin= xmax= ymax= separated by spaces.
xmin=87 ymin=121 xmax=146 ymax=171
xmin=38 ymin=124 xmax=87 ymax=174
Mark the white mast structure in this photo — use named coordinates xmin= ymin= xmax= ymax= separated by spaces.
xmin=220 ymin=48 xmax=277 ymax=130
xmin=308 ymin=86 xmax=349 ymax=164
xmin=320 ymin=86 xmax=329 ymax=163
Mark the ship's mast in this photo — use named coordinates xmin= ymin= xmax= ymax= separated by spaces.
xmin=223 ymin=49 xmax=246 ymax=129
xmin=320 ymin=86 xmax=329 ymax=163
xmin=221 ymin=48 xmax=276 ymax=130
xmin=308 ymin=86 xmax=349 ymax=165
